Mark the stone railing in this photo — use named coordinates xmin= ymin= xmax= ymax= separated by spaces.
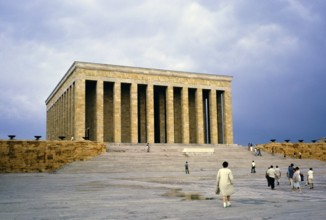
xmin=0 ymin=140 xmax=106 ymax=173
xmin=258 ymin=142 xmax=326 ymax=161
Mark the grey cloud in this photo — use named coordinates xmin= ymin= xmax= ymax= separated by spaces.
xmin=0 ymin=0 xmax=325 ymax=143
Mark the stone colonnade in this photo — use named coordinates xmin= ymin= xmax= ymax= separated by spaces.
xmin=46 ymin=62 xmax=233 ymax=144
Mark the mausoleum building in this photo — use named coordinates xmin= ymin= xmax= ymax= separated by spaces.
xmin=45 ymin=62 xmax=233 ymax=144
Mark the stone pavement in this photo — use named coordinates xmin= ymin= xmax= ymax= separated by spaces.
xmin=0 ymin=144 xmax=325 ymax=220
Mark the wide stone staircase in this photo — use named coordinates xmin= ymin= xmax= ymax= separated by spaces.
xmin=57 ymin=143 xmax=318 ymax=175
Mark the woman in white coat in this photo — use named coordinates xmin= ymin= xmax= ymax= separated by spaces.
xmin=216 ymin=161 xmax=234 ymax=208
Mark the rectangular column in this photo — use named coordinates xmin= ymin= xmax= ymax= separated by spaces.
xmin=223 ymin=89 xmax=234 ymax=144
xmin=130 ymin=83 xmax=138 ymax=143
xmin=166 ymin=86 xmax=174 ymax=143
xmin=68 ymin=86 xmax=73 ymax=139
xmin=181 ymin=87 xmax=189 ymax=144
xmin=209 ymin=90 xmax=218 ymax=144
xmin=72 ymin=84 xmax=75 ymax=140
xmin=114 ymin=82 xmax=121 ymax=143
xmin=46 ymin=108 xmax=50 ymax=139
xmin=54 ymin=102 xmax=57 ymax=139
xmin=58 ymin=97 xmax=62 ymax=137
xmin=67 ymin=89 xmax=70 ymax=139
xmin=62 ymin=92 xmax=66 ymax=137
xmin=96 ymin=80 xmax=104 ymax=142
xmin=74 ymin=79 xmax=86 ymax=140
xmin=64 ymin=91 xmax=68 ymax=138
xmin=196 ymin=88 xmax=204 ymax=144
xmin=146 ymin=84 xmax=154 ymax=143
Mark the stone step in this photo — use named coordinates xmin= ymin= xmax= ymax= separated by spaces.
xmin=57 ymin=143 xmax=314 ymax=175
xmin=106 ymin=143 xmax=242 ymax=152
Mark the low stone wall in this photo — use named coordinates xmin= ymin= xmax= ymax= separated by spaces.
xmin=259 ymin=142 xmax=326 ymax=161
xmin=0 ymin=140 xmax=106 ymax=173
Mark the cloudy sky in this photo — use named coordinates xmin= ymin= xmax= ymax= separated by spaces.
xmin=0 ymin=0 xmax=325 ymax=145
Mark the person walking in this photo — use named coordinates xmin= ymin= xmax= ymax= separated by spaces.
xmin=307 ymin=168 xmax=314 ymax=189
xmin=266 ymin=165 xmax=276 ymax=190
xmin=266 ymin=166 xmax=271 ymax=187
xmin=251 ymin=161 xmax=256 ymax=173
xmin=288 ymin=163 xmax=295 ymax=188
xmin=293 ymin=167 xmax=302 ymax=192
xmin=185 ymin=161 xmax=190 ymax=174
xmin=216 ymin=161 xmax=234 ymax=208
xmin=275 ymin=165 xmax=281 ymax=185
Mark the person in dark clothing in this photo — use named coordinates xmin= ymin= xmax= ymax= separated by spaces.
xmin=288 ymin=163 xmax=295 ymax=188
xmin=185 ymin=161 xmax=190 ymax=174
xmin=266 ymin=166 xmax=271 ymax=186
xmin=267 ymin=165 xmax=276 ymax=190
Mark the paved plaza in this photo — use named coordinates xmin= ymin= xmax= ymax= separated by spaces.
xmin=1 ymin=144 xmax=325 ymax=219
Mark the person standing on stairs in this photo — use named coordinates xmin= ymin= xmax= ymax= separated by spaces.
xmin=185 ymin=161 xmax=190 ymax=174
xmin=251 ymin=160 xmax=256 ymax=173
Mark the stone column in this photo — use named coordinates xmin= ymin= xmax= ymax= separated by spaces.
xmin=46 ymin=108 xmax=50 ymax=140
xmin=96 ymin=80 xmax=104 ymax=142
xmin=66 ymin=88 xmax=70 ymax=139
xmin=181 ymin=87 xmax=189 ymax=144
xmin=68 ymin=86 xmax=73 ymax=139
xmin=223 ymin=89 xmax=234 ymax=144
xmin=130 ymin=83 xmax=138 ymax=143
xmin=54 ymin=102 xmax=57 ymax=139
xmin=57 ymin=97 xmax=60 ymax=138
xmin=62 ymin=92 xmax=65 ymax=137
xmin=209 ymin=90 xmax=218 ymax=144
xmin=71 ymin=83 xmax=76 ymax=140
xmin=113 ymin=82 xmax=121 ymax=143
xmin=55 ymin=96 xmax=62 ymax=140
xmin=196 ymin=88 xmax=204 ymax=144
xmin=64 ymin=91 xmax=68 ymax=137
xmin=146 ymin=84 xmax=154 ymax=144
xmin=166 ymin=86 xmax=174 ymax=143
xmin=59 ymin=96 xmax=63 ymax=137
xmin=74 ymin=79 xmax=86 ymax=140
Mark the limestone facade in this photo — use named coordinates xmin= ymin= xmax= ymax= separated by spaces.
xmin=45 ymin=62 xmax=234 ymax=144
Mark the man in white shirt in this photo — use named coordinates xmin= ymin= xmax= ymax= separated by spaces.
xmin=251 ymin=161 xmax=256 ymax=173
xmin=267 ymin=165 xmax=276 ymax=190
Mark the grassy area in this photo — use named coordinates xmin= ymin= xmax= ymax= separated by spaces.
xmin=258 ymin=142 xmax=326 ymax=161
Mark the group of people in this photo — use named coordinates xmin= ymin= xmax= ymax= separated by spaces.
xmin=263 ymin=163 xmax=314 ymax=192
xmin=248 ymin=143 xmax=262 ymax=156
xmin=186 ymin=159 xmax=315 ymax=208
xmin=287 ymin=163 xmax=314 ymax=192
xmin=265 ymin=165 xmax=282 ymax=190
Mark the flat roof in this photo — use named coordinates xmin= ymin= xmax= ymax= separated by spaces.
xmin=46 ymin=61 xmax=233 ymax=104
